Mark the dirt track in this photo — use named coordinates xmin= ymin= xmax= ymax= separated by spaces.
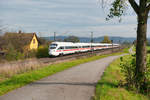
xmin=0 ymin=55 xmax=123 ymax=100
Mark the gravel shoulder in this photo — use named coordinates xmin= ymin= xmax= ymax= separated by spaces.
xmin=0 ymin=55 xmax=123 ymax=100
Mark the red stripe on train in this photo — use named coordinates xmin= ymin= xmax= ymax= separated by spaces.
xmin=56 ymin=47 xmax=105 ymax=52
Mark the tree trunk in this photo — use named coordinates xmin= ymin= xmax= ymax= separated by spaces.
xmin=136 ymin=11 xmax=148 ymax=89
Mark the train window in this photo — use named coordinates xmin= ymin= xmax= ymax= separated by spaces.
xmin=65 ymin=46 xmax=77 ymax=49
xmin=50 ymin=47 xmax=56 ymax=49
xmin=50 ymin=44 xmax=58 ymax=49
xmin=83 ymin=46 xmax=90 ymax=48
xmin=65 ymin=46 xmax=70 ymax=49
xmin=58 ymin=46 xmax=64 ymax=50
xmin=72 ymin=46 xmax=77 ymax=49
xmin=50 ymin=44 xmax=57 ymax=47
xmin=70 ymin=46 xmax=73 ymax=49
xmin=72 ymin=46 xmax=75 ymax=49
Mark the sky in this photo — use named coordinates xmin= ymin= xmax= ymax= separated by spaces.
xmin=0 ymin=0 xmax=150 ymax=37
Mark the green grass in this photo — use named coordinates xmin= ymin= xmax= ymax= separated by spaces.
xmin=147 ymin=46 xmax=150 ymax=53
xmin=94 ymin=55 xmax=149 ymax=100
xmin=123 ymin=47 xmax=130 ymax=53
xmin=0 ymin=51 xmax=125 ymax=96
xmin=133 ymin=45 xmax=150 ymax=53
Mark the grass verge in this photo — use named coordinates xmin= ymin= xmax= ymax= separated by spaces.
xmin=0 ymin=51 xmax=125 ymax=96
xmin=122 ymin=47 xmax=130 ymax=53
xmin=93 ymin=55 xmax=149 ymax=100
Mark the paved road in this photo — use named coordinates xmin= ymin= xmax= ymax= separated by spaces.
xmin=0 ymin=55 xmax=123 ymax=100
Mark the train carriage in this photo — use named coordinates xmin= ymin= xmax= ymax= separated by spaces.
xmin=49 ymin=42 xmax=120 ymax=56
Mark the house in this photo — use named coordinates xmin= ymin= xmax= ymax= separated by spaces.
xmin=3 ymin=31 xmax=39 ymax=51
xmin=29 ymin=33 xmax=39 ymax=50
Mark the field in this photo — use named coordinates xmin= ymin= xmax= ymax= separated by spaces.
xmin=0 ymin=51 xmax=125 ymax=96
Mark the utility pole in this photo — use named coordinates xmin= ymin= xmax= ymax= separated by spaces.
xmin=49 ymin=32 xmax=51 ymax=41
xmin=119 ymin=40 xmax=121 ymax=50
xmin=111 ymin=40 xmax=113 ymax=53
xmin=54 ymin=32 xmax=56 ymax=41
xmin=39 ymin=32 xmax=41 ymax=38
xmin=91 ymin=32 xmax=93 ymax=52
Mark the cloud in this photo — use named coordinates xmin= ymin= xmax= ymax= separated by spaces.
xmin=0 ymin=0 xmax=149 ymax=37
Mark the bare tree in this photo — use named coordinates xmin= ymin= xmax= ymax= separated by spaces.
xmin=0 ymin=20 xmax=8 ymax=35
xmin=0 ymin=20 xmax=3 ymax=35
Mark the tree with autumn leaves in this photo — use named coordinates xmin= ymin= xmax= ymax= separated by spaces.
xmin=101 ymin=36 xmax=112 ymax=43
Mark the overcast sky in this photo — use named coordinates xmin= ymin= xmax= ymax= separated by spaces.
xmin=0 ymin=0 xmax=150 ymax=37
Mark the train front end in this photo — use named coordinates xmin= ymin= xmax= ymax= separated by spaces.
xmin=49 ymin=43 xmax=59 ymax=56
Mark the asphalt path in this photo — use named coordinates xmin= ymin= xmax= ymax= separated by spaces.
xmin=0 ymin=55 xmax=123 ymax=100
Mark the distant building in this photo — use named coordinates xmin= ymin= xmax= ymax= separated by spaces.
xmin=2 ymin=31 xmax=39 ymax=50
xmin=29 ymin=33 xmax=39 ymax=50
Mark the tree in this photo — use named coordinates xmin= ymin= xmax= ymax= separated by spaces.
xmin=0 ymin=20 xmax=4 ymax=35
xmin=0 ymin=20 xmax=8 ymax=35
xmin=101 ymin=36 xmax=112 ymax=43
xmin=64 ymin=36 xmax=80 ymax=43
xmin=104 ymin=0 xmax=150 ymax=90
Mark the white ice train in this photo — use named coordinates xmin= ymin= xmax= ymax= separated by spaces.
xmin=49 ymin=42 xmax=120 ymax=56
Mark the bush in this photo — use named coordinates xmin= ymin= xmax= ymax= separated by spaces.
xmin=36 ymin=45 xmax=49 ymax=58
xmin=4 ymin=43 xmax=37 ymax=61
xmin=5 ymin=46 xmax=25 ymax=61
xmin=120 ymin=55 xmax=136 ymax=89
xmin=24 ymin=50 xmax=36 ymax=58
xmin=120 ymin=55 xmax=150 ymax=94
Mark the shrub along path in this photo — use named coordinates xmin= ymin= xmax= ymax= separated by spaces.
xmin=0 ymin=55 xmax=124 ymax=100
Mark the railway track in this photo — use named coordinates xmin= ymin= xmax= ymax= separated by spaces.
xmin=39 ymin=47 xmax=122 ymax=64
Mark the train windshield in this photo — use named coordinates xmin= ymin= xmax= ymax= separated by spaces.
xmin=50 ymin=44 xmax=57 ymax=49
